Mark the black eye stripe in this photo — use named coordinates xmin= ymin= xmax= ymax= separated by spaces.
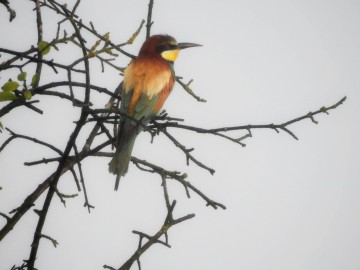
xmin=165 ymin=43 xmax=177 ymax=49
xmin=157 ymin=43 xmax=177 ymax=53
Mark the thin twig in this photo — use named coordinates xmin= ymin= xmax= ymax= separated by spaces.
xmin=176 ymin=77 xmax=206 ymax=102
xmin=146 ymin=0 xmax=154 ymax=38
xmin=116 ymin=201 xmax=195 ymax=270
xmin=73 ymin=144 xmax=94 ymax=212
xmin=0 ymin=0 xmax=16 ymax=21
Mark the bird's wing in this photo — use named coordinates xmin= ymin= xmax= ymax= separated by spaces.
xmin=134 ymin=92 xmax=159 ymax=121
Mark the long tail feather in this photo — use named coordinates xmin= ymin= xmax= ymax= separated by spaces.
xmin=114 ymin=174 xmax=121 ymax=191
xmin=109 ymin=135 xmax=136 ymax=190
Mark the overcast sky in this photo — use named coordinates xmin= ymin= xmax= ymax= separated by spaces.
xmin=1 ymin=0 xmax=360 ymax=269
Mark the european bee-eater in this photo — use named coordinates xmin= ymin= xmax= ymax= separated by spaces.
xmin=109 ymin=34 xmax=201 ymax=190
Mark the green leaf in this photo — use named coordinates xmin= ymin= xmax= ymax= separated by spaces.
xmin=24 ymin=90 xmax=32 ymax=100
xmin=2 ymin=81 xmax=19 ymax=92
xmin=31 ymin=73 xmax=39 ymax=86
xmin=38 ymin=41 xmax=51 ymax=55
xmin=17 ymin=72 xmax=27 ymax=81
xmin=0 ymin=91 xmax=17 ymax=101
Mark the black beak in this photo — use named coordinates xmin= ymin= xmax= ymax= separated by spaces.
xmin=177 ymin=42 xmax=202 ymax=50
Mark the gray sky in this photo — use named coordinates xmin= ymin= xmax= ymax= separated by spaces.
xmin=1 ymin=0 xmax=360 ymax=269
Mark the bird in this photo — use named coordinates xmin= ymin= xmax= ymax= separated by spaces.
xmin=109 ymin=34 xmax=201 ymax=190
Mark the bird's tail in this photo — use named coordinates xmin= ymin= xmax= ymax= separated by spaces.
xmin=109 ymin=136 xmax=136 ymax=190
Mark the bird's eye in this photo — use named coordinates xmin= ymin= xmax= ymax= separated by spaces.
xmin=163 ymin=43 xmax=171 ymax=49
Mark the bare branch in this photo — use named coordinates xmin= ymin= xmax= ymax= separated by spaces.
xmin=176 ymin=77 xmax=206 ymax=102
xmin=4 ymin=128 xmax=63 ymax=156
xmin=0 ymin=212 xmax=11 ymax=223
xmin=130 ymin=156 xmax=225 ymax=210
xmin=160 ymin=127 xmax=215 ymax=175
xmin=39 ymin=233 xmax=59 ymax=248
xmin=153 ymin=96 xmax=347 ymax=146
xmin=115 ymin=201 xmax=195 ymax=270
xmin=73 ymin=144 xmax=94 ymax=212
xmin=146 ymin=0 xmax=155 ymax=38
xmin=0 ymin=0 xmax=16 ymax=21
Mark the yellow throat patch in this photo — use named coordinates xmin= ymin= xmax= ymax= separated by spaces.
xmin=161 ymin=49 xmax=180 ymax=62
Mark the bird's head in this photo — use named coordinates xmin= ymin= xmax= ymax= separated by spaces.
xmin=139 ymin=34 xmax=201 ymax=62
